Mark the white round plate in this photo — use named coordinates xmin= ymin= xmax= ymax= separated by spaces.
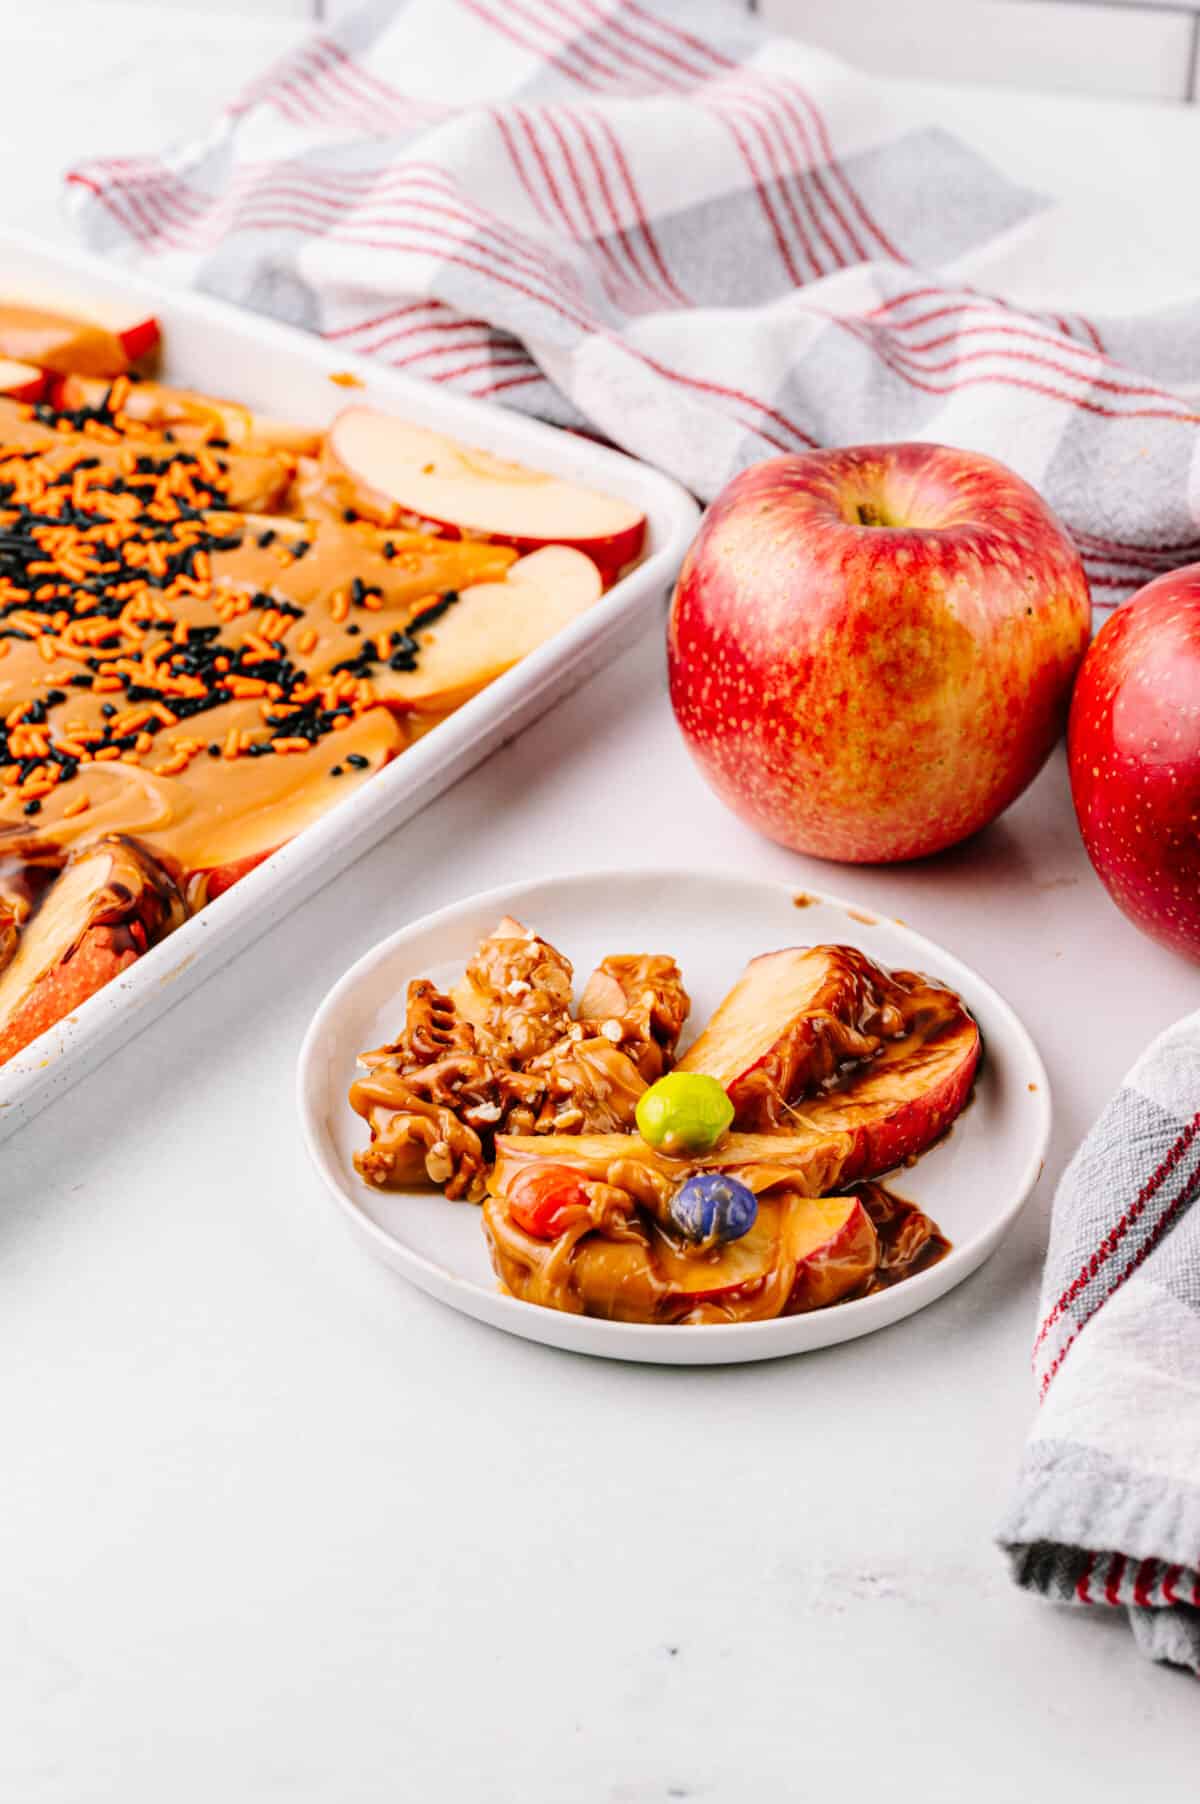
xmin=298 ymin=870 xmax=1051 ymax=1365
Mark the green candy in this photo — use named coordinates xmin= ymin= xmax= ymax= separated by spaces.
xmin=636 ymin=1071 xmax=734 ymax=1157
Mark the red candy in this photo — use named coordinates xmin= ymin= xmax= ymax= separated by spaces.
xmin=508 ymin=1165 xmax=591 ymax=1240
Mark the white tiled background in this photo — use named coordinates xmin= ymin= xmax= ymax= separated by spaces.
xmin=79 ymin=0 xmax=1200 ymax=102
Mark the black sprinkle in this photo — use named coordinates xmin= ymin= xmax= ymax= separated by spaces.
xmin=407 ymin=590 xmax=458 ymax=635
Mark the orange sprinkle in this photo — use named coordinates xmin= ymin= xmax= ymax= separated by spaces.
xmin=62 ymin=793 xmax=91 ymax=818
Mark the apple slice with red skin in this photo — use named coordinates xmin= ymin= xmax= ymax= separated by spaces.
xmin=648 ymin=1189 xmax=878 ymax=1316
xmin=676 ymin=944 xmax=910 ymax=1127
xmin=0 ymin=358 xmax=46 ymax=402
xmin=0 ymin=302 xmax=160 ymax=376
xmin=483 ymin=1171 xmax=878 ymax=1322
xmin=327 ymin=409 xmax=646 ymax=577
xmin=0 ymin=836 xmax=184 ymax=1066
xmin=780 ymin=1192 xmax=879 ymax=1313
xmin=380 ymin=546 xmax=603 ymax=714
xmin=808 ymin=996 xmax=979 ymax=1183
xmin=178 ymin=706 xmax=407 ymax=904
xmin=677 ymin=946 xmax=980 ymax=1171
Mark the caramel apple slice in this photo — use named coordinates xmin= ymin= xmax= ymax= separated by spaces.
xmin=51 ymin=374 xmax=322 ymax=457
xmin=490 ymin=1132 xmax=854 ymax=1216
xmin=676 ymin=945 xmax=980 ymax=1169
xmin=0 ymin=836 xmax=183 ymax=1065
xmin=0 ymin=400 xmax=295 ymax=514
xmin=788 ymin=989 xmax=980 ymax=1184
xmin=675 ymin=945 xmax=908 ymax=1126
xmin=0 ymin=703 xmax=406 ymax=896
xmin=483 ymin=1167 xmax=879 ymax=1324
xmin=164 ymin=704 xmax=407 ymax=901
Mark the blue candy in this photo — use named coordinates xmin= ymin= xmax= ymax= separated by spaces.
xmin=669 ymin=1172 xmax=758 ymax=1246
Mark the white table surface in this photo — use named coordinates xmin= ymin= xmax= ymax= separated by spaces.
xmin=4 ymin=8 xmax=1200 ymax=1800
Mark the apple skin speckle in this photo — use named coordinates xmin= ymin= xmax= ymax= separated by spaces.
xmin=666 ymin=444 xmax=1090 ymax=864
xmin=1069 ymin=563 xmax=1200 ymax=961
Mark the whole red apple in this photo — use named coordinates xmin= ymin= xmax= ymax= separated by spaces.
xmin=1069 ymin=565 xmax=1200 ymax=959
xmin=667 ymin=444 xmax=1091 ymax=862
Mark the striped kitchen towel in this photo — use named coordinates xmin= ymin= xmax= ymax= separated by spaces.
xmin=999 ymin=1010 xmax=1200 ymax=1676
xmin=66 ymin=0 xmax=1200 ymax=608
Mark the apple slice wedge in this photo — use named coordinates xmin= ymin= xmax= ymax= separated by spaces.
xmin=677 ymin=946 xmax=980 ymax=1171
xmin=380 ymin=545 xmax=603 ymax=714
xmin=676 ymin=945 xmax=909 ymax=1127
xmin=0 ymin=301 xmax=160 ymax=376
xmin=0 ymin=357 xmax=46 ymax=402
xmin=0 ymin=837 xmax=184 ymax=1066
xmin=327 ymin=408 xmax=647 ymax=575
xmin=483 ymin=1165 xmax=879 ymax=1322
xmin=647 ymin=1189 xmax=878 ymax=1317
xmin=781 ymin=1191 xmax=879 ymax=1313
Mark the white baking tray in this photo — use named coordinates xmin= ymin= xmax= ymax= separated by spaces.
xmin=0 ymin=229 xmax=700 ymax=1144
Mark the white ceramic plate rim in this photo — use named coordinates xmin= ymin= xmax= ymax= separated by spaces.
xmin=298 ymin=870 xmax=1052 ymax=1364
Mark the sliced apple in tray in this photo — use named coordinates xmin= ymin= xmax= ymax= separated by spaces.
xmin=327 ymin=408 xmax=647 ymax=578
xmin=0 ymin=836 xmax=184 ymax=1066
xmin=51 ymin=373 xmax=321 ymax=456
xmin=380 ymin=545 xmax=603 ymax=714
xmin=0 ymin=300 xmax=160 ymax=376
